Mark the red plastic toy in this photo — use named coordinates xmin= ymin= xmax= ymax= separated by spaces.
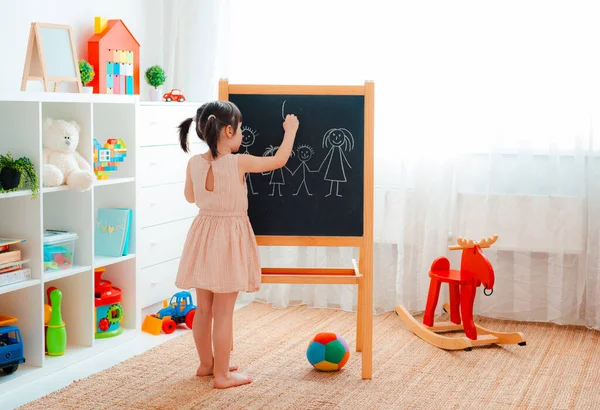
xmin=396 ymin=234 xmax=526 ymax=350
xmin=163 ymin=89 xmax=186 ymax=102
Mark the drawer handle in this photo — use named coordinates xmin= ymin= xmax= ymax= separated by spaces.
xmin=150 ymin=241 xmax=159 ymax=246
xmin=150 ymin=280 xmax=159 ymax=285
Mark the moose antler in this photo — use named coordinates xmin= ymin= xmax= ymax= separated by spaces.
xmin=449 ymin=234 xmax=498 ymax=251
xmin=478 ymin=234 xmax=498 ymax=248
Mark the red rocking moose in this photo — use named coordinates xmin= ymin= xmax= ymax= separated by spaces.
xmin=396 ymin=234 xmax=526 ymax=351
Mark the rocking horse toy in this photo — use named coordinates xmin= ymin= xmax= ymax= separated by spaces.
xmin=396 ymin=234 xmax=526 ymax=351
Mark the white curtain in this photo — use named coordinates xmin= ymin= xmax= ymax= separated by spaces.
xmin=156 ymin=0 xmax=230 ymax=102
xmin=159 ymin=0 xmax=600 ymax=329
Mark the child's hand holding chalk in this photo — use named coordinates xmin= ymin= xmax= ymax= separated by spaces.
xmin=283 ymin=114 xmax=299 ymax=134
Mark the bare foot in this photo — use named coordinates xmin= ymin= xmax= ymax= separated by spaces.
xmin=213 ymin=372 xmax=253 ymax=389
xmin=196 ymin=364 xmax=239 ymax=377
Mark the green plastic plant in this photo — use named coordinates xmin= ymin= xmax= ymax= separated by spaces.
xmin=145 ymin=65 xmax=166 ymax=89
xmin=0 ymin=153 xmax=39 ymax=198
xmin=78 ymin=60 xmax=95 ymax=86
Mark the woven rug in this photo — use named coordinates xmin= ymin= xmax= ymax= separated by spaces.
xmin=20 ymin=302 xmax=600 ymax=410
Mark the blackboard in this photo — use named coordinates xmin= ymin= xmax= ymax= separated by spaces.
xmin=229 ymin=94 xmax=365 ymax=237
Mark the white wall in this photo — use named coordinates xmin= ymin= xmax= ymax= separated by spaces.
xmin=0 ymin=0 xmax=162 ymax=98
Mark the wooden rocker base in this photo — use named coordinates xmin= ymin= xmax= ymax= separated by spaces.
xmin=395 ymin=303 xmax=526 ymax=351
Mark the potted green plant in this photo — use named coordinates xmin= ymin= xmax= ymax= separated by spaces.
xmin=78 ymin=60 xmax=95 ymax=94
xmin=145 ymin=65 xmax=166 ymax=101
xmin=0 ymin=153 xmax=39 ymax=198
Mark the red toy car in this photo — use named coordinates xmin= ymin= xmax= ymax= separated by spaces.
xmin=163 ymin=89 xmax=186 ymax=102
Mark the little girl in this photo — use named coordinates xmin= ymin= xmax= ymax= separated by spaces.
xmin=176 ymin=100 xmax=299 ymax=389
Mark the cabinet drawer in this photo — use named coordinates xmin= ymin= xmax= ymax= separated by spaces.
xmin=139 ymin=183 xmax=198 ymax=227
xmin=139 ymin=258 xmax=182 ymax=308
xmin=138 ymin=105 xmax=199 ymax=147
xmin=138 ymin=145 xmax=204 ymax=187
xmin=138 ymin=218 xmax=194 ymax=268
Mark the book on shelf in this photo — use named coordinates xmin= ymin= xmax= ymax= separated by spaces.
xmin=94 ymin=208 xmax=132 ymax=257
xmin=0 ymin=259 xmax=30 ymax=274
xmin=0 ymin=237 xmax=26 ymax=250
xmin=0 ymin=267 xmax=32 ymax=287
xmin=0 ymin=237 xmax=26 ymax=265
xmin=0 ymin=250 xmax=31 ymax=288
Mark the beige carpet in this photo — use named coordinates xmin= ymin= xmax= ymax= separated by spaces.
xmin=20 ymin=303 xmax=600 ymax=410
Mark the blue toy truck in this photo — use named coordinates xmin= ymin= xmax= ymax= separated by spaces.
xmin=0 ymin=323 xmax=25 ymax=375
xmin=154 ymin=291 xmax=196 ymax=334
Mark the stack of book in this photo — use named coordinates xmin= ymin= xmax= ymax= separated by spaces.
xmin=0 ymin=238 xmax=31 ymax=287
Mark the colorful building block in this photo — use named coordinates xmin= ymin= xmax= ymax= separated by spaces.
xmin=94 ymin=17 xmax=108 ymax=34
xmin=114 ymin=75 xmax=120 ymax=94
xmin=126 ymin=76 xmax=133 ymax=95
xmin=93 ymin=138 xmax=128 ymax=179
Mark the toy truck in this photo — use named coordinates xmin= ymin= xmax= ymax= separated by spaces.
xmin=142 ymin=291 xmax=196 ymax=335
xmin=0 ymin=316 xmax=25 ymax=375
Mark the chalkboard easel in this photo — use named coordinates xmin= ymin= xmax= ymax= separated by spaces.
xmin=219 ymin=79 xmax=374 ymax=379
xmin=21 ymin=23 xmax=82 ymax=92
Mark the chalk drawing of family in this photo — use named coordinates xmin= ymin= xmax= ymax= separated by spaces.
xmin=259 ymin=127 xmax=355 ymax=197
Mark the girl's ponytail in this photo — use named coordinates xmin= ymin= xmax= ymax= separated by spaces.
xmin=178 ymin=117 xmax=194 ymax=153
xmin=187 ymin=100 xmax=242 ymax=159
xmin=203 ymin=115 xmax=220 ymax=158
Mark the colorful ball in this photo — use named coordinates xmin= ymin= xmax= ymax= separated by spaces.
xmin=306 ymin=332 xmax=350 ymax=371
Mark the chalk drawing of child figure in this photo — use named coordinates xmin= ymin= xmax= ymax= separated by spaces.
xmin=318 ymin=128 xmax=354 ymax=197
xmin=290 ymin=144 xmax=318 ymax=196
xmin=241 ymin=125 xmax=259 ymax=195
xmin=262 ymin=145 xmax=295 ymax=196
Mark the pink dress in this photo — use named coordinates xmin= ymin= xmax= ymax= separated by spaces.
xmin=175 ymin=154 xmax=261 ymax=293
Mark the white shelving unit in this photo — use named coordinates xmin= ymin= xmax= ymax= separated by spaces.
xmin=0 ymin=92 xmax=139 ymax=393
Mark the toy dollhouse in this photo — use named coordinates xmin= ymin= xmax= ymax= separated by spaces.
xmin=88 ymin=18 xmax=140 ymax=95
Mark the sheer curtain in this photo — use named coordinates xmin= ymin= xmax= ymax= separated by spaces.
xmin=156 ymin=0 xmax=230 ymax=102
xmin=160 ymin=0 xmax=600 ymax=329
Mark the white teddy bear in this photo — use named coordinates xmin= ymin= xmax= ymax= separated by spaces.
xmin=42 ymin=118 xmax=95 ymax=191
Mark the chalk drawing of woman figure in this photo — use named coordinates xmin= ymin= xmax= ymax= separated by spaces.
xmin=241 ymin=125 xmax=259 ymax=195
xmin=262 ymin=145 xmax=295 ymax=196
xmin=318 ymin=128 xmax=354 ymax=197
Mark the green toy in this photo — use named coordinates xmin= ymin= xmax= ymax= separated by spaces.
xmin=46 ymin=289 xmax=66 ymax=356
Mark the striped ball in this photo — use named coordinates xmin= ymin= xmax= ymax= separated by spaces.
xmin=306 ymin=332 xmax=350 ymax=371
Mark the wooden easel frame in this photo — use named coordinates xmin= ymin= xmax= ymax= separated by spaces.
xmin=21 ymin=23 xmax=82 ymax=92
xmin=219 ymin=79 xmax=375 ymax=379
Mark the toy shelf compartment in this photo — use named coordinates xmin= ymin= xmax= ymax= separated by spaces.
xmin=0 ymin=284 xmax=43 ymax=384
xmin=43 ymin=189 xmax=93 ymax=283
xmin=43 ymin=275 xmax=94 ymax=357
xmin=0 ymin=93 xmax=139 ymax=395
xmin=93 ymin=103 xmax=136 ymax=181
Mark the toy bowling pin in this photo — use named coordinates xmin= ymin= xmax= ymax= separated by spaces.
xmin=46 ymin=286 xmax=57 ymax=307
xmin=44 ymin=286 xmax=56 ymax=353
xmin=46 ymin=289 xmax=67 ymax=356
